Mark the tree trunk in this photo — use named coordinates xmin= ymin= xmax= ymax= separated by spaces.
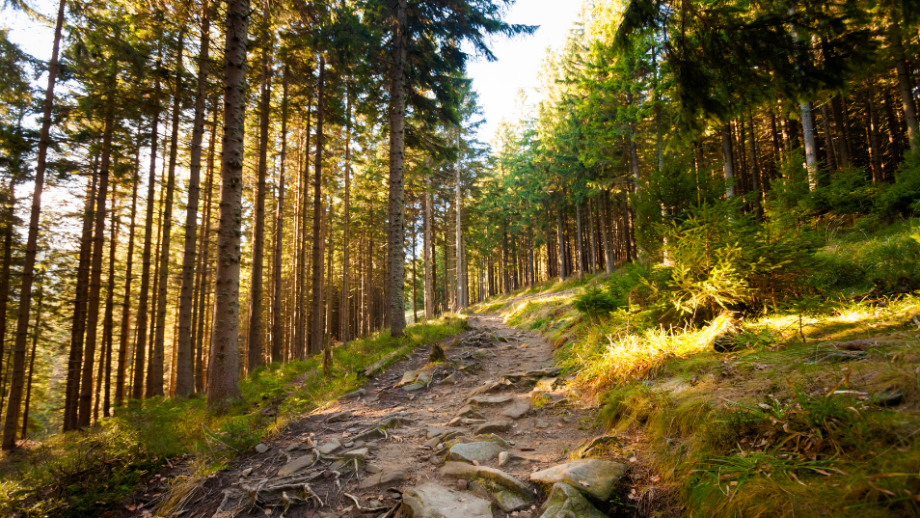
xmin=195 ymin=104 xmax=218 ymax=391
xmin=247 ymin=12 xmax=273 ymax=373
xmin=20 ymin=283 xmax=43 ymax=440
xmin=175 ymin=2 xmax=211 ymax=397
xmin=149 ymin=36 xmax=185 ymax=398
xmin=555 ymin=207 xmax=565 ymax=282
xmin=77 ymin=76 xmax=116 ymax=428
xmin=340 ymin=86 xmax=351 ymax=344
xmin=3 ymin=0 xmax=65 ymax=449
xmin=890 ymin=19 xmax=919 ymax=151
xmin=207 ymin=0 xmax=250 ymax=410
xmin=867 ymin=81 xmax=885 ymax=183
xmin=411 ymin=201 xmax=418 ymax=323
xmin=271 ymin=69 xmax=288 ymax=363
xmin=575 ymin=203 xmax=584 ymax=279
xmin=132 ymin=52 xmax=163 ymax=401
xmin=310 ymin=56 xmax=327 ymax=356
xmin=386 ymin=0 xmax=409 ymax=337
xmin=831 ymin=96 xmax=851 ymax=168
xmin=455 ymin=134 xmax=464 ymax=309
xmin=116 ymin=149 xmax=139 ymax=407
xmin=101 ymin=192 xmax=120 ymax=418
xmin=747 ymin=115 xmax=763 ymax=220
xmin=883 ymin=88 xmax=903 ymax=168
xmin=721 ymin=124 xmax=735 ymax=198
xmin=295 ymin=94 xmax=312 ymax=360
xmin=423 ymin=171 xmax=433 ymax=319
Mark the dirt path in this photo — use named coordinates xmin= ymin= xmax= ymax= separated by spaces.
xmin=144 ymin=313 xmax=621 ymax=518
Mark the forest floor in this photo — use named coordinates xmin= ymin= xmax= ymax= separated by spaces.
xmin=127 ymin=299 xmax=645 ymax=518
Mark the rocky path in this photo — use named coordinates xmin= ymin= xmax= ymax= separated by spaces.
xmin=162 ymin=313 xmax=629 ymax=518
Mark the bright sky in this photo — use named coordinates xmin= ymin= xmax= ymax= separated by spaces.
xmin=3 ymin=0 xmax=584 ymax=145
xmin=465 ymin=0 xmax=584 ymax=144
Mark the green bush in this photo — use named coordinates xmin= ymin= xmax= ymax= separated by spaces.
xmin=876 ymin=149 xmax=920 ymax=218
xmin=573 ymin=286 xmax=625 ymax=321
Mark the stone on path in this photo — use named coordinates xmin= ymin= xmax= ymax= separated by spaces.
xmin=343 ymin=447 xmax=369 ymax=460
xmin=315 ymin=437 xmax=342 ymax=455
xmin=440 ymin=462 xmax=534 ymax=511
xmin=358 ymin=470 xmax=406 ymax=489
xmin=501 ymin=402 xmax=531 ymax=419
xmin=325 ymin=410 xmax=353 ymax=423
xmin=276 ymin=453 xmax=316 ymax=477
xmin=467 ymin=395 xmax=514 ymax=406
xmin=402 ymin=483 xmax=493 ymax=518
xmin=254 ymin=443 xmax=269 ymax=454
xmin=530 ymin=459 xmax=627 ymax=501
xmin=475 ymin=420 xmax=512 ymax=435
xmin=448 ymin=441 xmax=506 ymax=463
xmin=539 ymin=483 xmax=607 ymax=518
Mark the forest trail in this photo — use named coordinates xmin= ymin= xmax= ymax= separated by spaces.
xmin=139 ymin=310 xmax=635 ymax=518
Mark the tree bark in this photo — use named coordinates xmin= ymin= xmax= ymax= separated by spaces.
xmin=116 ymin=149 xmax=140 ymax=407
xmin=310 ymin=56 xmax=326 ymax=356
xmin=101 ymin=191 xmax=120 ymax=418
xmin=271 ymin=69 xmax=288 ymax=363
xmin=386 ymin=0 xmax=409 ymax=337
xmin=20 ymin=283 xmax=43 ymax=440
xmin=3 ymin=0 xmax=65 ymax=449
xmin=747 ymin=115 xmax=763 ymax=220
xmin=555 ymin=206 xmax=565 ymax=282
xmin=455 ymin=131 xmax=464 ymax=309
xmin=195 ymin=104 xmax=219 ymax=392
xmin=132 ymin=52 xmax=163 ymax=401
xmin=78 ymin=75 xmax=116 ymax=428
xmin=890 ymin=19 xmax=919 ymax=151
xmin=423 ymin=169 xmax=433 ymax=320
xmin=149 ymin=35 xmax=185 ymax=398
xmin=247 ymin=9 xmax=273 ymax=372
xmin=207 ymin=0 xmax=250 ymax=410
xmin=721 ymin=124 xmax=735 ymax=198
xmin=831 ymin=96 xmax=851 ymax=168
xmin=175 ymin=0 xmax=211 ymax=397
xmin=340 ymin=86 xmax=351 ymax=344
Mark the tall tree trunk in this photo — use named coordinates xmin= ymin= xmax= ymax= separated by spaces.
xmin=116 ymin=152 xmax=139 ymax=407
xmin=247 ymin=10 xmax=273 ymax=373
xmin=555 ymin=207 xmax=565 ymax=282
xmin=867 ymin=81 xmax=885 ymax=183
xmin=411 ymin=201 xmax=418 ymax=323
xmin=132 ymin=52 xmax=163 ymax=401
xmin=748 ymin=115 xmax=764 ymax=220
xmin=820 ymin=104 xmax=838 ymax=172
xmin=3 ymin=0 xmax=66 ymax=449
xmin=423 ymin=172 xmax=433 ymax=319
xmin=271 ymin=69 xmax=288 ymax=363
xmin=890 ymin=19 xmax=919 ymax=151
xmin=883 ymin=88 xmax=903 ymax=168
xmin=386 ymin=0 xmax=409 ymax=337
xmin=195 ymin=105 xmax=219 ymax=392
xmin=150 ymin=36 xmax=185 ymax=398
xmin=310 ymin=56 xmax=326 ymax=356
xmin=102 ymin=192 xmax=120 ymax=418
xmin=175 ymin=0 xmax=211 ymax=397
xmin=455 ymin=134 xmax=464 ymax=309
xmin=575 ymin=203 xmax=584 ymax=279
xmin=20 ymin=283 xmax=43 ymax=440
xmin=78 ymin=76 xmax=116 ymax=428
xmin=64 ymin=167 xmax=95 ymax=430
xmin=0 ymin=175 xmax=18 ymax=427
xmin=207 ymin=0 xmax=250 ymax=410
xmin=340 ymin=86 xmax=351 ymax=343
xmin=294 ymin=95 xmax=312 ymax=360
xmin=831 ymin=96 xmax=851 ymax=168
xmin=721 ymin=124 xmax=735 ymax=198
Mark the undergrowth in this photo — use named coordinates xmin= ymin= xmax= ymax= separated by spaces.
xmin=0 ymin=315 xmax=467 ymax=518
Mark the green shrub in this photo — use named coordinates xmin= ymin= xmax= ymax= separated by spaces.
xmin=573 ymin=286 xmax=625 ymax=321
xmin=876 ymin=149 xmax=920 ymax=218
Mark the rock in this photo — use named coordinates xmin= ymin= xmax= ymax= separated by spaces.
xmin=535 ymin=378 xmax=559 ymax=391
xmin=363 ymin=350 xmax=402 ymax=378
xmin=498 ymin=451 xmax=531 ymax=467
xmin=448 ymin=442 xmax=506 ymax=463
xmin=430 ymin=456 xmax=444 ymax=466
xmin=467 ymin=395 xmax=514 ymax=406
xmin=343 ymin=448 xmax=369 ymax=460
xmin=468 ymin=382 xmax=503 ymax=397
xmin=366 ymin=464 xmax=383 ymax=474
xmin=475 ymin=420 xmax=512 ymax=435
xmin=241 ymin=468 xmax=253 ymax=477
xmin=326 ymin=410 xmax=354 ymax=423
xmin=458 ymin=479 xmax=469 ymax=491
xmin=441 ymin=374 xmax=457 ymax=385
xmin=440 ymin=462 xmax=534 ymax=512
xmin=428 ymin=426 xmax=463 ymax=440
xmin=316 ymin=438 xmax=343 ymax=455
xmin=449 ymin=417 xmax=463 ymax=427
xmin=277 ymin=453 xmax=317 ymax=477
xmin=530 ymin=459 xmax=627 ymax=501
xmin=457 ymin=405 xmax=481 ymax=417
xmin=501 ymin=403 xmax=531 ymax=420
xmin=475 ymin=433 xmax=511 ymax=449
xmin=402 ymin=483 xmax=493 ymax=518
xmin=574 ymin=436 xmax=621 ymax=459
xmin=359 ymin=470 xmax=407 ymax=489
xmin=255 ymin=443 xmax=269 ymax=454
xmin=538 ymin=483 xmax=607 ymax=518
xmin=535 ymin=420 xmax=549 ymax=429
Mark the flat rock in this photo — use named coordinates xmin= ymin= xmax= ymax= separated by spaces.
xmin=457 ymin=405 xmax=481 ymax=417
xmin=316 ymin=438 xmax=342 ymax=455
xmin=475 ymin=420 xmax=512 ymax=435
xmin=277 ymin=453 xmax=316 ymax=477
xmin=539 ymin=483 xmax=607 ymax=518
xmin=448 ymin=441 xmax=506 ymax=463
xmin=530 ymin=459 xmax=627 ymax=501
xmin=440 ymin=462 xmax=532 ymax=497
xmin=498 ymin=451 xmax=534 ymax=467
xmin=255 ymin=443 xmax=269 ymax=454
xmin=501 ymin=403 xmax=531 ymax=420
xmin=402 ymin=483 xmax=493 ymax=518
xmin=343 ymin=448 xmax=369 ymax=460
xmin=358 ymin=470 xmax=407 ymax=489
xmin=467 ymin=395 xmax=514 ymax=406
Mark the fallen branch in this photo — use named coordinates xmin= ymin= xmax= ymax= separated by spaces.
xmin=344 ymin=493 xmax=390 ymax=513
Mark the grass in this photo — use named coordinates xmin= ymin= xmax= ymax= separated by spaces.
xmin=0 ymin=314 xmax=468 ymax=518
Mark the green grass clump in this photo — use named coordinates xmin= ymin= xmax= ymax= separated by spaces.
xmin=0 ymin=315 xmax=467 ymax=518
